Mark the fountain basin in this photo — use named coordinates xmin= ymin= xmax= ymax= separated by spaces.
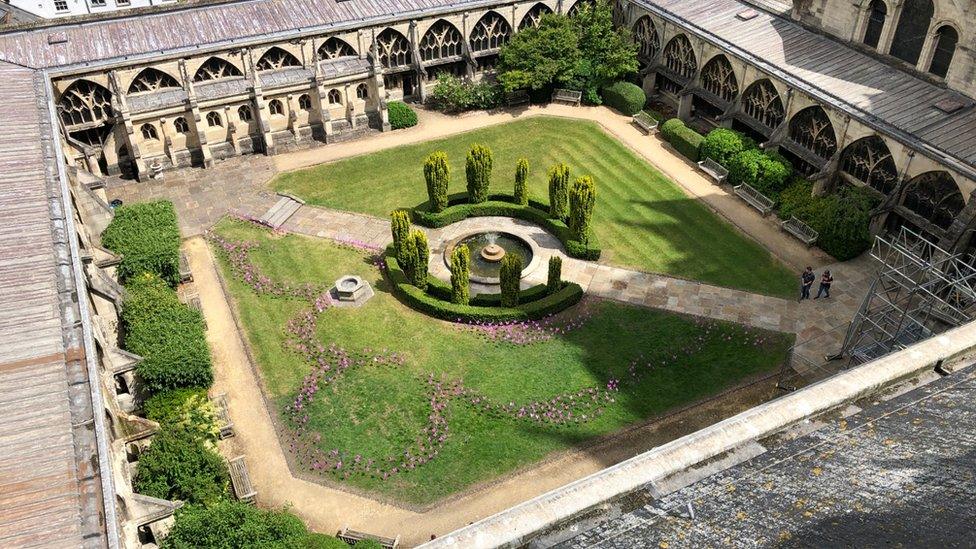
xmin=444 ymin=231 xmax=537 ymax=284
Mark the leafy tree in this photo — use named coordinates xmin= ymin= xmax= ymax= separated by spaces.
xmin=548 ymin=163 xmax=571 ymax=220
xmin=162 ymin=500 xmax=335 ymax=549
xmin=143 ymin=388 xmax=219 ymax=441
xmin=514 ymin=158 xmax=530 ymax=205
xmin=569 ymin=176 xmax=596 ymax=244
xmin=499 ymin=254 xmax=523 ymax=307
xmin=101 ymin=200 xmax=182 ymax=286
xmin=465 ymin=144 xmax=493 ymax=203
xmin=547 ymin=255 xmax=562 ymax=294
xmin=390 ymin=210 xmax=411 ymax=262
xmin=450 ymin=244 xmax=471 ymax=305
xmin=428 ymin=74 xmax=502 ymax=112
xmin=700 ymin=128 xmax=753 ymax=167
xmin=497 ymin=2 xmax=637 ymax=102
xmin=133 ymin=429 xmax=229 ymax=505
xmin=423 ymin=152 xmax=450 ymax=212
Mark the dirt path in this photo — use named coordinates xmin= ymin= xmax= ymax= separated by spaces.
xmin=273 ymin=104 xmax=831 ymax=272
xmin=185 ymin=235 xmax=787 ymax=546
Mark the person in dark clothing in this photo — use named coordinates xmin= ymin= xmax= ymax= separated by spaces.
xmin=815 ymin=269 xmax=833 ymax=299
xmin=800 ymin=266 xmax=815 ymax=301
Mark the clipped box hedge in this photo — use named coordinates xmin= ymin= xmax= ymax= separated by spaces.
xmin=387 ymin=101 xmax=418 ymax=130
xmin=122 ymin=273 xmax=213 ymax=395
xmin=384 ymin=251 xmax=583 ymax=322
xmin=102 ymin=201 xmax=182 ymax=286
xmin=411 ymin=193 xmax=601 ymax=260
xmin=660 ymin=118 xmax=704 ymax=162
xmin=601 ymin=81 xmax=646 ymax=116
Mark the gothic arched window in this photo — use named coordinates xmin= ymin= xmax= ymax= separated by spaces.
xmin=128 ymin=68 xmax=180 ymax=94
xmin=356 ymin=84 xmax=369 ymax=100
xmin=268 ymin=99 xmax=284 ymax=116
xmin=419 ymin=20 xmax=464 ymax=62
xmin=633 ymin=16 xmax=660 ymax=64
xmin=173 ymin=117 xmax=189 ymax=134
xmin=470 ymin=11 xmax=512 ymax=52
xmin=299 ymin=94 xmax=312 ymax=110
xmin=238 ymin=105 xmax=252 ymax=122
xmin=840 ymin=136 xmax=898 ymax=194
xmin=788 ymin=106 xmax=836 ymax=160
xmin=863 ymin=0 xmax=887 ymax=49
xmin=193 ymin=57 xmax=243 ymax=82
xmin=519 ymin=3 xmax=553 ymax=30
xmin=376 ymin=28 xmax=412 ymax=69
xmin=662 ymin=35 xmax=696 ymax=81
xmin=58 ymin=80 xmax=113 ymax=127
xmin=206 ymin=111 xmax=222 ymax=127
xmin=700 ymin=55 xmax=738 ymax=102
xmin=140 ymin=124 xmax=158 ymax=140
xmin=901 ymin=171 xmax=964 ymax=231
xmin=740 ymin=79 xmax=784 ymax=130
xmin=327 ymin=89 xmax=342 ymax=104
xmin=928 ymin=25 xmax=958 ymax=78
xmin=889 ymin=0 xmax=933 ymax=65
xmin=318 ymin=37 xmax=357 ymax=60
xmin=256 ymin=47 xmax=301 ymax=71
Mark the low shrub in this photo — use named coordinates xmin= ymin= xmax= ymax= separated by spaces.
xmin=163 ymin=500 xmax=337 ymax=549
xmin=122 ymin=273 xmax=213 ymax=394
xmin=411 ymin=193 xmax=601 ymax=260
xmin=133 ymin=428 xmax=229 ymax=505
xmin=101 ymin=201 xmax=181 ymax=286
xmin=387 ymin=101 xmax=418 ymax=129
xmin=428 ymin=74 xmax=502 ymax=112
xmin=143 ymin=388 xmax=219 ymax=441
xmin=660 ymin=118 xmax=704 ymax=161
xmin=777 ymin=179 xmax=878 ymax=260
xmin=499 ymin=254 xmax=523 ymax=307
xmin=601 ymin=81 xmax=645 ymax=116
xmin=700 ymin=128 xmax=754 ymax=166
xmin=384 ymin=251 xmax=583 ymax=322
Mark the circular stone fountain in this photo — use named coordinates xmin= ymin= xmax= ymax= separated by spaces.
xmin=447 ymin=231 xmax=535 ymax=284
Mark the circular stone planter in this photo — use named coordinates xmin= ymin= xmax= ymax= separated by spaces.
xmin=443 ymin=229 xmax=542 ymax=285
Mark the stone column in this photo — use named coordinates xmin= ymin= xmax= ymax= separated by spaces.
xmin=179 ymin=60 xmax=214 ymax=168
xmin=869 ymin=150 xmax=915 ymax=234
xmin=108 ymin=70 xmax=148 ymax=179
xmin=246 ymin=49 xmax=277 ymax=156
xmin=877 ymin=0 xmax=903 ymax=55
xmin=409 ymin=21 xmax=427 ymax=102
xmin=311 ymin=58 xmax=334 ymax=142
xmin=344 ymin=83 xmax=357 ymax=129
xmin=461 ymin=12 xmax=477 ymax=79
xmin=371 ymin=46 xmax=391 ymax=132
xmin=811 ymin=115 xmax=851 ymax=196
xmin=764 ymin=87 xmax=795 ymax=147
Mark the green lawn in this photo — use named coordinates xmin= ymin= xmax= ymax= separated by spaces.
xmin=213 ymin=219 xmax=794 ymax=505
xmin=273 ymin=117 xmax=796 ymax=298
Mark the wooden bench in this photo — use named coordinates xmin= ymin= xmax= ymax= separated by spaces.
xmin=782 ymin=215 xmax=819 ymax=246
xmin=551 ymin=88 xmax=582 ymax=106
xmin=228 ymin=456 xmax=256 ymax=503
xmin=214 ymin=392 xmax=234 ymax=439
xmin=505 ymin=89 xmax=530 ymax=107
xmin=337 ymin=527 xmax=400 ymax=549
xmin=733 ymin=183 xmax=775 ymax=216
xmin=178 ymin=251 xmax=192 ymax=283
xmin=633 ymin=111 xmax=659 ymax=134
xmin=697 ymin=157 xmax=728 ymax=185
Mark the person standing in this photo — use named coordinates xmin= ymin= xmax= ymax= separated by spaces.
xmin=815 ymin=269 xmax=833 ymax=299
xmin=800 ymin=266 xmax=815 ymax=301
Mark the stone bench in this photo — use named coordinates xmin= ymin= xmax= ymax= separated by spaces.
xmin=506 ymin=89 xmax=530 ymax=107
xmin=782 ymin=215 xmax=819 ymax=246
xmin=633 ymin=111 xmax=659 ymax=134
xmin=214 ymin=392 xmax=234 ymax=439
xmin=179 ymin=250 xmax=192 ymax=283
xmin=337 ymin=527 xmax=400 ymax=549
xmin=228 ymin=456 xmax=256 ymax=503
xmin=733 ymin=183 xmax=775 ymax=216
xmin=551 ymin=88 xmax=582 ymax=106
xmin=697 ymin=157 xmax=728 ymax=185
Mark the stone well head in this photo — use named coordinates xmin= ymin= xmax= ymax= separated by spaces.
xmin=334 ymin=275 xmax=366 ymax=301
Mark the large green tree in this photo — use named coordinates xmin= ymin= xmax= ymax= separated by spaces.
xmin=498 ymin=1 xmax=637 ymax=102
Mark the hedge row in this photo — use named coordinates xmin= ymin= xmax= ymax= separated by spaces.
xmin=411 ymin=193 xmax=601 ymax=260
xmin=122 ymin=272 xmax=213 ymax=395
xmin=427 ymin=274 xmax=551 ymax=305
xmin=660 ymin=118 xmax=704 ymax=162
xmin=387 ymin=101 xmax=418 ymax=130
xmin=102 ymin=201 xmax=182 ymax=286
xmin=601 ymin=81 xmax=646 ymax=116
xmin=384 ymin=251 xmax=583 ymax=322
xmin=133 ymin=428 xmax=229 ymax=505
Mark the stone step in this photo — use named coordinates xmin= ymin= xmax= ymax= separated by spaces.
xmin=262 ymin=197 xmax=303 ymax=229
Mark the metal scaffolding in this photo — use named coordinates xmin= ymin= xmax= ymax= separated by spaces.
xmin=841 ymin=226 xmax=976 ymax=365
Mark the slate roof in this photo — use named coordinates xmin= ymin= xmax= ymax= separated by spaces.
xmin=554 ymin=364 xmax=976 ymax=547
xmin=0 ymin=60 xmax=112 ymax=548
